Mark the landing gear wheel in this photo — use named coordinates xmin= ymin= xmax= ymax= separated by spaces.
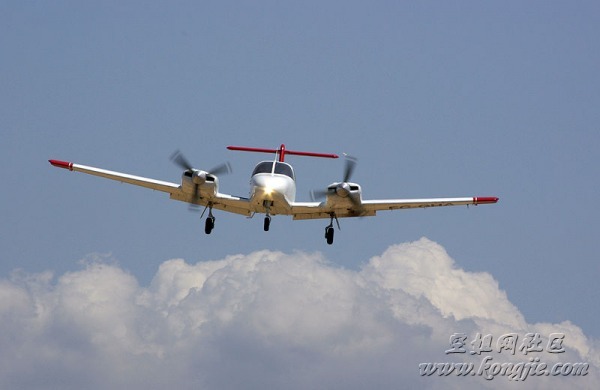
xmin=264 ymin=216 xmax=271 ymax=231
xmin=205 ymin=217 xmax=215 ymax=234
xmin=325 ymin=226 xmax=334 ymax=245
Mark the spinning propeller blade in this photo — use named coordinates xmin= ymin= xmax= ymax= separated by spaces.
xmin=208 ymin=162 xmax=232 ymax=176
xmin=310 ymin=154 xmax=360 ymax=207
xmin=170 ymin=150 xmax=232 ymax=209
xmin=170 ymin=150 xmax=194 ymax=171
xmin=343 ymin=154 xmax=357 ymax=183
xmin=310 ymin=189 xmax=329 ymax=202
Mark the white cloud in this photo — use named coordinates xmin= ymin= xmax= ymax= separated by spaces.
xmin=0 ymin=238 xmax=597 ymax=389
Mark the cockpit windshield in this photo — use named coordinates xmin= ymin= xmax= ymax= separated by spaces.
xmin=252 ymin=161 xmax=295 ymax=180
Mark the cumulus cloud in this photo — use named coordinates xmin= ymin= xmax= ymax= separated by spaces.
xmin=0 ymin=238 xmax=598 ymax=389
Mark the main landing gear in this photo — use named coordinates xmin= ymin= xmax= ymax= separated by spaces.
xmin=201 ymin=203 xmax=338 ymax=246
xmin=204 ymin=205 xmax=215 ymax=234
xmin=205 ymin=216 xmax=215 ymax=234
xmin=325 ymin=225 xmax=334 ymax=245
xmin=324 ymin=214 xmax=339 ymax=245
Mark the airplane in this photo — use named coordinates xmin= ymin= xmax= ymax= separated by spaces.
xmin=49 ymin=144 xmax=498 ymax=244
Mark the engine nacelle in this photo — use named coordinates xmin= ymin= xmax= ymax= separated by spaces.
xmin=326 ymin=181 xmax=362 ymax=203
xmin=181 ymin=170 xmax=219 ymax=199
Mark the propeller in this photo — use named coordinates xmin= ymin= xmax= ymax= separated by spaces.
xmin=310 ymin=154 xmax=359 ymax=203
xmin=170 ymin=150 xmax=232 ymax=208
xmin=342 ymin=154 xmax=357 ymax=183
xmin=170 ymin=150 xmax=194 ymax=171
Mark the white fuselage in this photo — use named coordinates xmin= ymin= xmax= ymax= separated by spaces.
xmin=248 ymin=161 xmax=296 ymax=215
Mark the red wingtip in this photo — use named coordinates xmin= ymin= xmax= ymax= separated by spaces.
xmin=49 ymin=159 xmax=73 ymax=171
xmin=474 ymin=196 xmax=499 ymax=204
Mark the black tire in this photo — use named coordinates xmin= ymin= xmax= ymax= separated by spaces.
xmin=264 ymin=216 xmax=271 ymax=231
xmin=205 ymin=217 xmax=214 ymax=234
xmin=325 ymin=227 xmax=334 ymax=245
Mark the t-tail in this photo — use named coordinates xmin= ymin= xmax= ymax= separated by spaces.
xmin=227 ymin=144 xmax=339 ymax=162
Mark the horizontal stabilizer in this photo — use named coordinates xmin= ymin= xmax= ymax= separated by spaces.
xmin=227 ymin=144 xmax=338 ymax=162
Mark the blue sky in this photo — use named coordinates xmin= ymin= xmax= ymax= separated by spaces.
xmin=1 ymin=1 xmax=599 ymax=388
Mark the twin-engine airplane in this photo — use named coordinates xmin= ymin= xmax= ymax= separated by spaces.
xmin=49 ymin=144 xmax=498 ymax=244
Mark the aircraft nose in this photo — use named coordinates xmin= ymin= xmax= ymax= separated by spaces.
xmin=252 ymin=175 xmax=270 ymax=189
xmin=251 ymin=174 xmax=291 ymax=198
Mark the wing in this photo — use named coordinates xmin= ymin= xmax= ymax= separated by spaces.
xmin=49 ymin=159 xmax=252 ymax=216
xmin=49 ymin=159 xmax=180 ymax=193
xmin=291 ymin=196 xmax=498 ymax=220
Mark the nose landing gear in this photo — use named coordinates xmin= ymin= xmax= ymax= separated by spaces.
xmin=263 ymin=200 xmax=273 ymax=232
